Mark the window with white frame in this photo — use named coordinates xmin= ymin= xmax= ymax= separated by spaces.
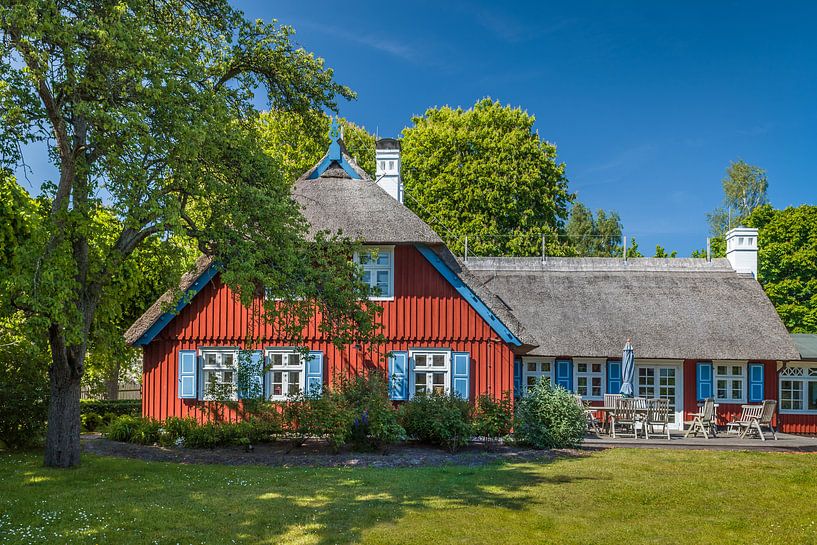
xmin=357 ymin=246 xmax=394 ymax=299
xmin=575 ymin=362 xmax=603 ymax=399
xmin=715 ymin=363 xmax=746 ymax=402
xmin=411 ymin=350 xmax=450 ymax=397
xmin=201 ymin=348 xmax=238 ymax=400
xmin=780 ymin=366 xmax=817 ymax=413
xmin=267 ymin=350 xmax=304 ymax=400
xmin=524 ymin=359 xmax=552 ymax=393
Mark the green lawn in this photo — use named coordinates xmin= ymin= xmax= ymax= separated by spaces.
xmin=1 ymin=449 xmax=816 ymax=545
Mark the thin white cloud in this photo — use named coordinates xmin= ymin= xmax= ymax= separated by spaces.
xmin=297 ymin=22 xmax=418 ymax=62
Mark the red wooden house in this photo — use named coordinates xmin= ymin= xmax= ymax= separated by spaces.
xmin=126 ymin=130 xmax=813 ymax=433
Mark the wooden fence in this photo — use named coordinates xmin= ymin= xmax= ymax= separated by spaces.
xmin=80 ymin=383 xmax=142 ymax=401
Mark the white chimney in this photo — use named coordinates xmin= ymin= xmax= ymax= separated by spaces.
xmin=375 ymin=138 xmax=403 ymax=204
xmin=725 ymin=226 xmax=759 ymax=278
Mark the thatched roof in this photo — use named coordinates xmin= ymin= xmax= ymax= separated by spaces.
xmin=124 ymin=255 xmax=215 ymax=346
xmin=465 ymin=257 xmax=800 ymax=361
xmin=292 ymin=151 xmax=443 ymax=245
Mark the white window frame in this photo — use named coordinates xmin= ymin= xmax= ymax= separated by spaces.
xmin=713 ymin=361 xmax=747 ymax=403
xmin=265 ymin=349 xmax=305 ymax=401
xmin=200 ymin=347 xmax=239 ymax=401
xmin=574 ymin=359 xmax=605 ymax=400
xmin=410 ymin=349 xmax=451 ymax=398
xmin=355 ymin=245 xmax=395 ymax=300
xmin=779 ymin=364 xmax=817 ymax=414
xmin=522 ymin=357 xmax=554 ymax=394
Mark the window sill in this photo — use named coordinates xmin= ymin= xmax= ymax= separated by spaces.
xmin=368 ymin=296 xmax=395 ymax=302
xmin=780 ymin=409 xmax=817 ymax=415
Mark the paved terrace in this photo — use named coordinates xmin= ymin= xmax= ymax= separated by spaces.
xmin=582 ymin=432 xmax=817 ymax=453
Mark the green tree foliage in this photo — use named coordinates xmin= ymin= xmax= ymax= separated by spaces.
xmin=653 ymin=245 xmax=677 ymax=258
xmin=745 ymin=204 xmax=817 ymax=333
xmin=0 ymin=170 xmax=38 ymax=270
xmin=625 ymin=237 xmax=643 ymax=258
xmin=1 ymin=1 xmax=379 ymax=467
xmin=565 ymin=202 xmax=623 ymax=256
xmin=707 ymin=160 xmax=768 ymax=236
xmin=401 ymin=98 xmax=573 ymax=256
xmin=256 ymin=111 xmax=376 ymax=182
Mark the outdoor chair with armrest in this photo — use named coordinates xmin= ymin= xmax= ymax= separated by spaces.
xmin=730 ymin=400 xmax=778 ymax=441
xmin=684 ymin=398 xmax=716 ymax=439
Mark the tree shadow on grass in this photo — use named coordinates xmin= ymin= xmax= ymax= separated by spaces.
xmin=1 ymin=450 xmax=604 ymax=545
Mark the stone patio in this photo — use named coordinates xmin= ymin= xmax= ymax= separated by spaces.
xmin=582 ymin=431 xmax=817 ymax=452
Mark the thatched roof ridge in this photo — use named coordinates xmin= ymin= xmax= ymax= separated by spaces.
xmin=467 ymin=258 xmax=800 ymax=361
xmin=292 ymin=150 xmax=443 ymax=245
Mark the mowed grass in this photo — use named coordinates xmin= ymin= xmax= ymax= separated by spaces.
xmin=1 ymin=449 xmax=816 ymax=545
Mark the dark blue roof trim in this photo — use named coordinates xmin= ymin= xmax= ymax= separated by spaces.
xmin=133 ymin=263 xmax=220 ymax=346
xmin=415 ymin=245 xmax=522 ymax=347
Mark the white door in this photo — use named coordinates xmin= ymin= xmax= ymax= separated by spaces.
xmin=636 ymin=365 xmax=684 ymax=430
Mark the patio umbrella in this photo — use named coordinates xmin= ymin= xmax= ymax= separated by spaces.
xmin=620 ymin=339 xmax=635 ymax=397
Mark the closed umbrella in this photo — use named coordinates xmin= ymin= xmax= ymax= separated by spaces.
xmin=620 ymin=339 xmax=635 ymax=397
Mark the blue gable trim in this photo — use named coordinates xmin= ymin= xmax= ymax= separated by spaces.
xmin=307 ymin=118 xmax=360 ymax=180
xmin=133 ymin=264 xmax=220 ymax=346
xmin=415 ymin=245 xmax=522 ymax=347
xmin=307 ymin=155 xmax=360 ymax=180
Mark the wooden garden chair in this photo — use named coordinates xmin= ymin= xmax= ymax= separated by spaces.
xmin=610 ymin=397 xmax=640 ymax=438
xmin=574 ymin=394 xmax=602 ymax=435
xmin=726 ymin=404 xmax=763 ymax=435
xmin=644 ymin=398 xmax=671 ymax=440
xmin=731 ymin=400 xmax=778 ymax=441
xmin=684 ymin=398 xmax=716 ymax=439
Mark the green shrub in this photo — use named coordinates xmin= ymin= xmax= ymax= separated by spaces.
xmin=81 ymin=412 xmax=104 ymax=432
xmin=335 ymin=373 xmax=405 ymax=451
xmin=158 ymin=417 xmax=197 ymax=447
xmin=513 ymin=380 xmax=586 ymax=449
xmin=184 ymin=422 xmax=224 ymax=449
xmin=472 ymin=393 xmax=513 ymax=445
xmin=105 ymin=415 xmax=141 ymax=442
xmin=285 ymin=392 xmax=354 ymax=452
xmin=0 ymin=329 xmax=49 ymax=449
xmin=130 ymin=418 xmax=161 ymax=445
xmin=398 ymin=393 xmax=473 ymax=452
xmin=80 ymin=399 xmax=141 ymax=418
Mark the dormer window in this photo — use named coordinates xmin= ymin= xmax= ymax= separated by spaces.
xmin=356 ymin=246 xmax=394 ymax=299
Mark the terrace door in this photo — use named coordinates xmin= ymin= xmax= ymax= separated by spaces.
xmin=636 ymin=364 xmax=684 ymax=430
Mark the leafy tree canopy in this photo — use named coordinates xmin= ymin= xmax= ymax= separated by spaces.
xmin=565 ymin=202 xmax=623 ymax=257
xmin=745 ymin=204 xmax=817 ymax=333
xmin=707 ymin=159 xmax=768 ymax=236
xmin=653 ymin=245 xmax=677 ymax=258
xmin=400 ymin=98 xmax=573 ymax=257
xmin=256 ymin=111 xmax=375 ymax=183
xmin=1 ymin=0 xmax=378 ymax=467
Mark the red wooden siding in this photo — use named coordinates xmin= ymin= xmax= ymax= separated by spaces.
xmin=681 ymin=359 xmax=817 ymax=433
xmin=142 ymin=245 xmax=515 ymax=421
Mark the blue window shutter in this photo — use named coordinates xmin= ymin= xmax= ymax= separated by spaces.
xmin=238 ymin=350 xmax=263 ymax=400
xmin=305 ymin=351 xmax=324 ymax=396
xmin=556 ymin=360 xmax=573 ymax=392
xmin=696 ymin=362 xmax=713 ymax=401
xmin=513 ymin=357 xmax=523 ymax=399
xmin=262 ymin=353 xmax=270 ymax=400
xmin=452 ymin=352 xmax=470 ymax=399
xmin=178 ymin=350 xmax=197 ymax=399
xmin=388 ymin=352 xmax=409 ymax=401
xmin=607 ymin=360 xmax=622 ymax=395
xmin=748 ymin=363 xmax=765 ymax=402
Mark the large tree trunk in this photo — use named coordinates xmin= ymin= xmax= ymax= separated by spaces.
xmin=44 ymin=325 xmax=84 ymax=468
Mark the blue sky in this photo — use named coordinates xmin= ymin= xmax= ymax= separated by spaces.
xmin=15 ymin=1 xmax=817 ymax=256
xmin=236 ymin=0 xmax=817 ymax=255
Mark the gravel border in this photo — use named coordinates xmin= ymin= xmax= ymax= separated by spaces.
xmin=81 ymin=434 xmax=572 ymax=468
